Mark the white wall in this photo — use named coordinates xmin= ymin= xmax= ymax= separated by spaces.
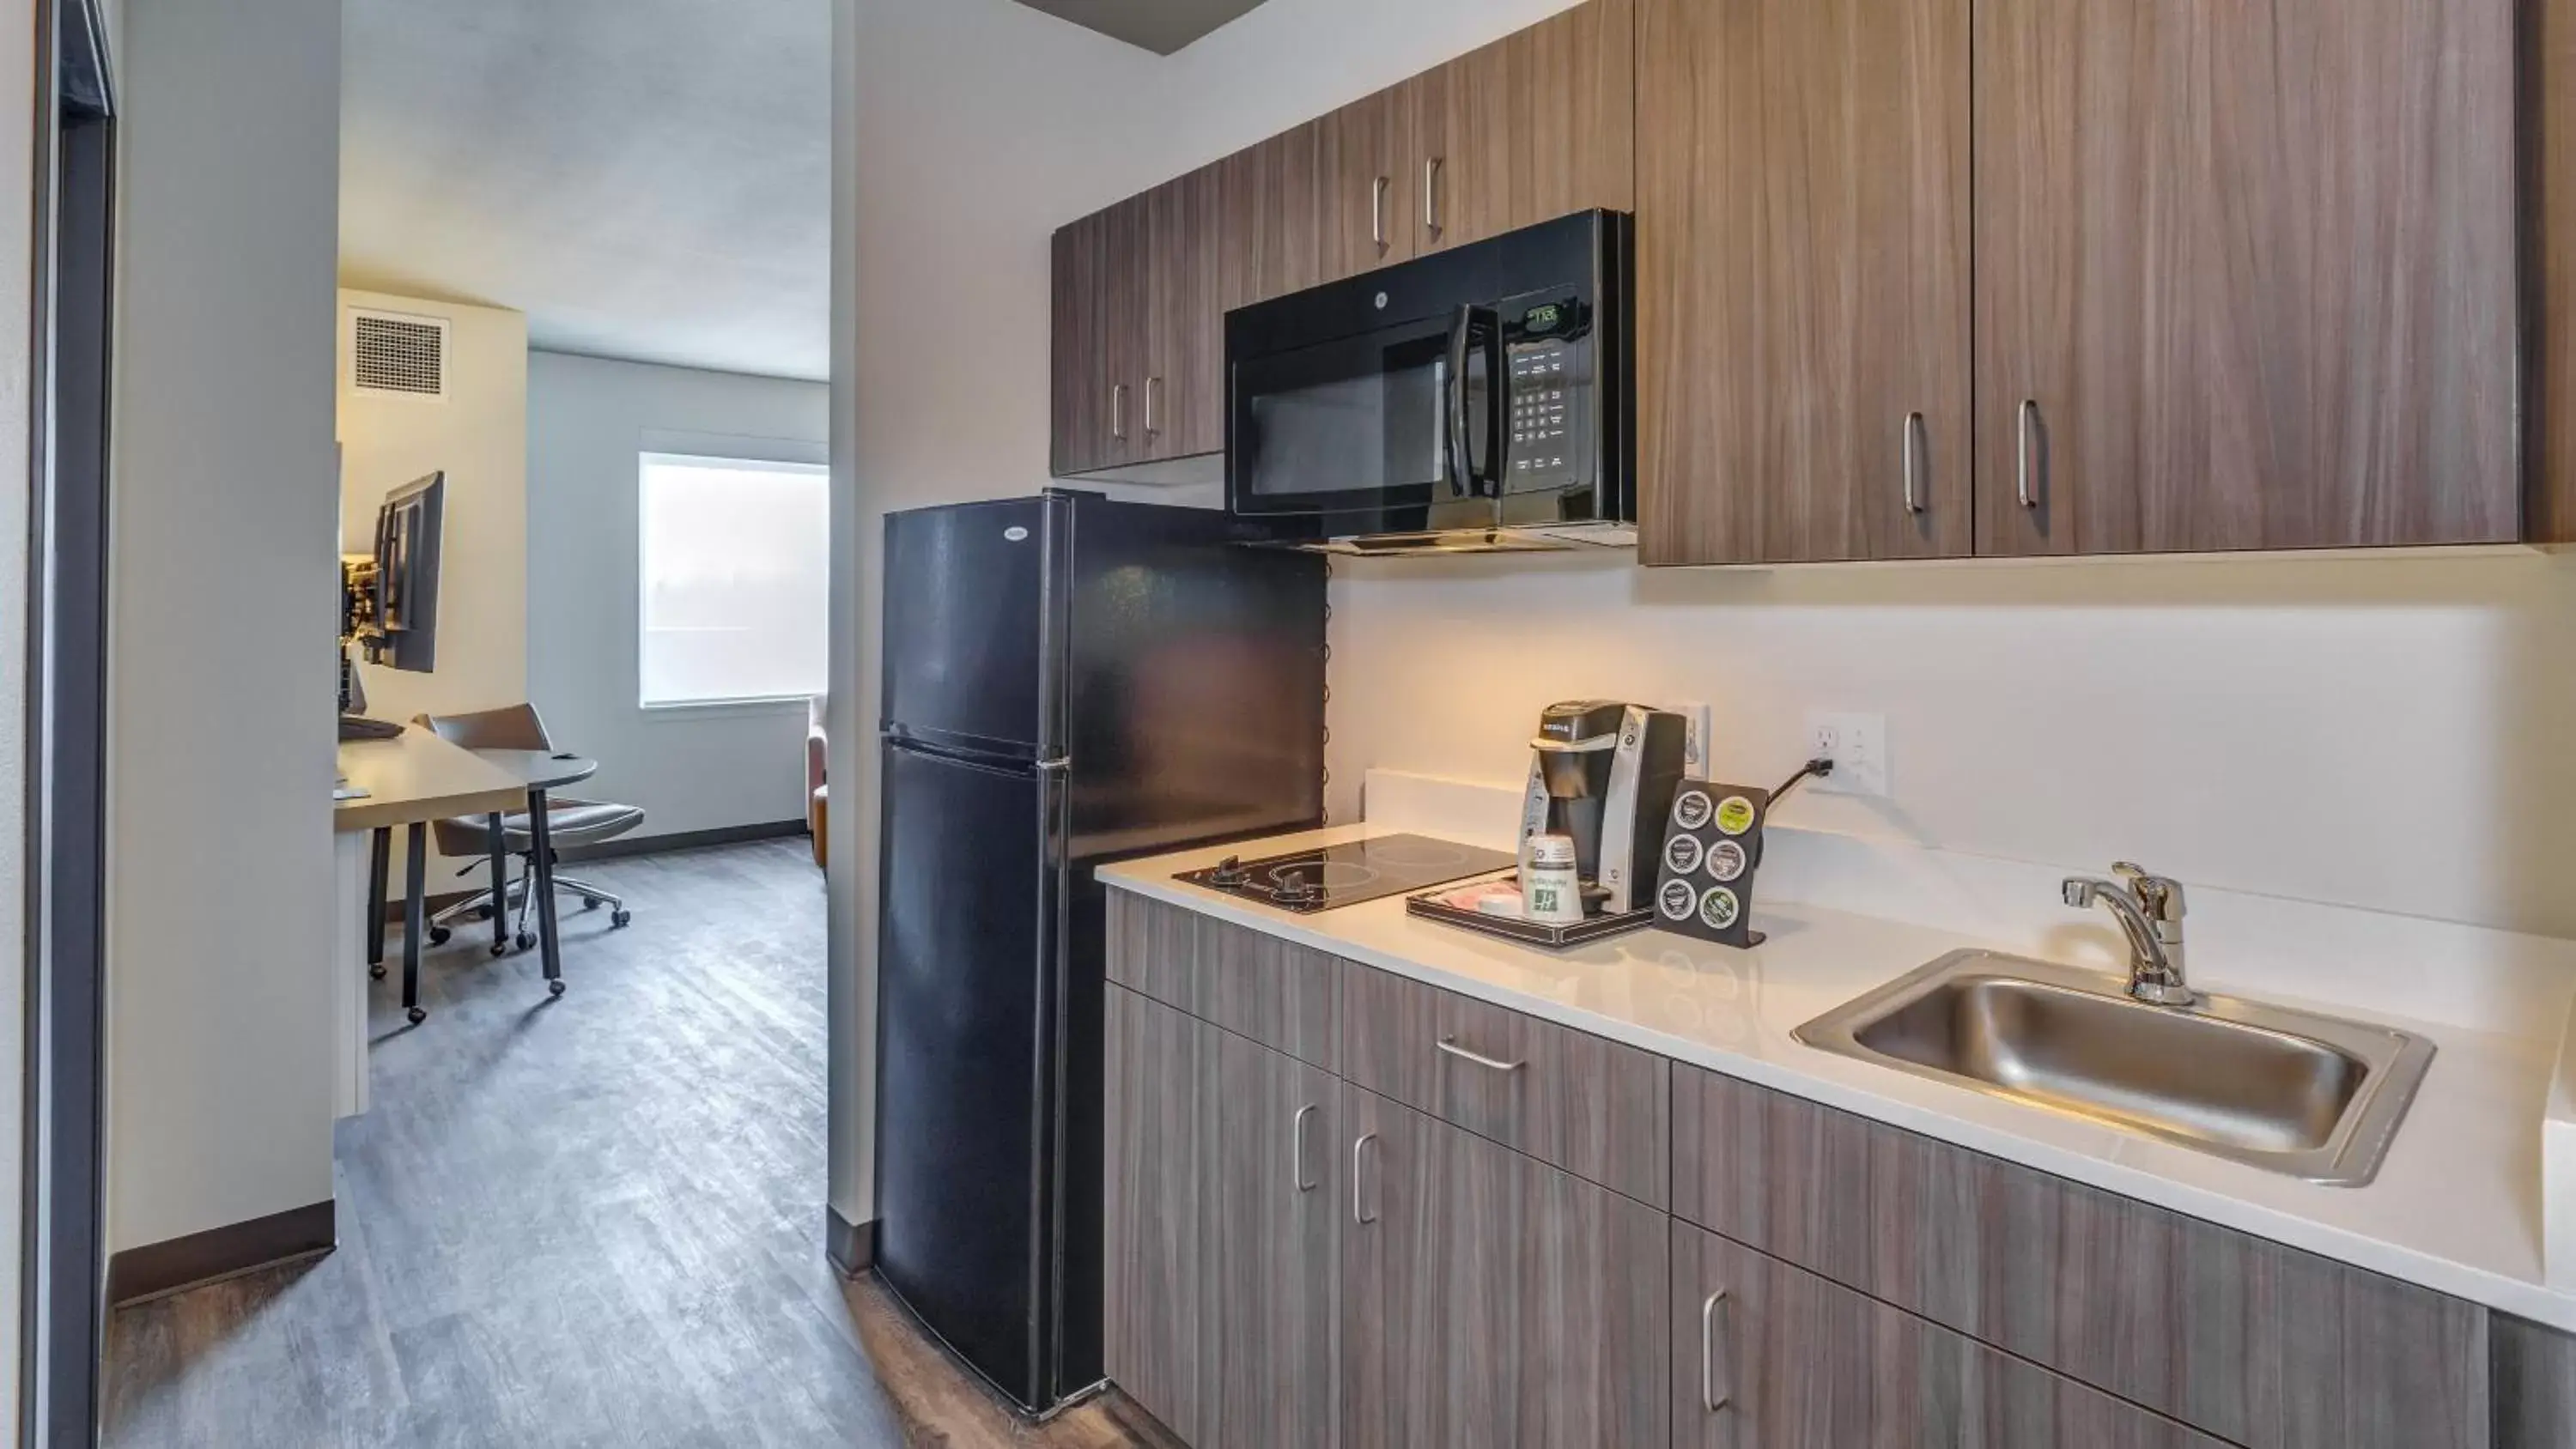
xmin=527 ymin=349 xmax=828 ymax=838
xmin=109 ymin=0 xmax=342 ymax=1252
xmin=337 ymin=288 xmax=528 ymax=724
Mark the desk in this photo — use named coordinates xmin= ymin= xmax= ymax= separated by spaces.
xmin=333 ymin=727 xmax=528 ymax=1114
xmin=465 ymin=750 xmax=598 ymax=994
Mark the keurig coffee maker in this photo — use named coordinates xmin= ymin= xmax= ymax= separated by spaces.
xmin=1518 ymin=700 xmax=1689 ymax=914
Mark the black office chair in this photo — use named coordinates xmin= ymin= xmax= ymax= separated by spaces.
xmin=416 ymin=704 xmax=646 ymax=961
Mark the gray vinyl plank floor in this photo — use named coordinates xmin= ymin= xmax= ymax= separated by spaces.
xmin=104 ymin=839 xmax=1174 ymax=1449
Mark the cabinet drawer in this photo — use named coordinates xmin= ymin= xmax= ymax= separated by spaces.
xmin=1673 ymin=1065 xmax=2488 ymax=1449
xmin=1107 ymin=891 xmax=1339 ymax=1071
xmin=1340 ymin=962 xmax=1668 ymax=1207
xmin=1674 ymin=1222 xmax=2229 ymax=1448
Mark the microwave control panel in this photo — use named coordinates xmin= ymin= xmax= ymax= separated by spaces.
xmin=1502 ymin=294 xmax=1591 ymax=493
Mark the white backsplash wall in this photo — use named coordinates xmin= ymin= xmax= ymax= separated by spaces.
xmin=1326 ymin=547 xmax=2576 ymax=942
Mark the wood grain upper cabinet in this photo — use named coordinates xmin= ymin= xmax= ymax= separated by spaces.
xmin=1145 ymin=167 xmax=1224 ymax=461
xmin=1672 ymin=1224 xmax=2231 ymax=1448
xmin=1320 ymin=87 xmax=1417 ymax=282
xmin=1636 ymin=0 xmax=1971 ymax=566
xmin=1049 ymin=209 xmax=1111 ymax=477
xmin=1340 ymin=1085 xmax=1667 ymax=1449
xmin=1411 ymin=0 xmax=1635 ymax=260
xmin=1973 ymin=0 xmax=2520 ymax=555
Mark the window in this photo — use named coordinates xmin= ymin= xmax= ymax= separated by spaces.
xmin=638 ymin=453 xmax=829 ymax=706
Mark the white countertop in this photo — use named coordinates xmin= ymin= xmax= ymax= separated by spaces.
xmin=1103 ymin=823 xmax=2576 ymax=1331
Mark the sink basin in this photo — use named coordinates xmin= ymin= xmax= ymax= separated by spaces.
xmin=1793 ymin=949 xmax=2436 ymax=1185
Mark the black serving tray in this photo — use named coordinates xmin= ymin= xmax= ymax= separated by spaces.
xmin=1404 ymin=888 xmax=1657 ymax=949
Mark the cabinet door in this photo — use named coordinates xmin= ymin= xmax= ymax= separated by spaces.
xmin=1341 ymin=1085 xmax=1666 ymax=1449
xmin=1637 ymin=0 xmax=1971 ymax=565
xmin=2495 ymin=1312 xmax=2576 ymax=1449
xmin=1204 ymin=1032 xmax=1340 ymax=1449
xmin=1103 ymin=985 xmax=1216 ymax=1442
xmin=1049 ymin=210 xmax=1109 ymax=476
xmin=1673 ymin=1224 xmax=2231 ymax=1448
xmin=1145 ymin=167 xmax=1224 ymax=460
xmin=1098 ymin=193 xmax=1151 ymax=470
xmin=1231 ymin=119 xmax=1329 ymax=306
xmin=1508 ymin=0 xmax=1635 ymax=224
xmin=1407 ymin=40 xmax=1510 ymax=255
xmin=1973 ymin=0 xmax=2518 ymax=555
xmin=1320 ymin=88 xmax=1415 ymax=282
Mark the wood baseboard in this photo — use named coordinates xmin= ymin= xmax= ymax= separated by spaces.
xmin=825 ymin=1205 xmax=876 ymax=1277
xmin=106 ymin=1199 xmax=336 ymax=1307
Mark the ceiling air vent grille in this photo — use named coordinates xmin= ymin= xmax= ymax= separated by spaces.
xmin=349 ymin=310 xmax=448 ymax=399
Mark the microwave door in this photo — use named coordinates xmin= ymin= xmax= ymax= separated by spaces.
xmin=1231 ymin=317 xmax=1462 ymax=518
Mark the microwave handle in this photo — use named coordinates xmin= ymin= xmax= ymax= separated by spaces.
xmin=1447 ymin=305 xmax=1504 ymax=499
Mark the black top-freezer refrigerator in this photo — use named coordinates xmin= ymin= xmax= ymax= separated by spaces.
xmin=873 ymin=491 xmax=1327 ymax=1414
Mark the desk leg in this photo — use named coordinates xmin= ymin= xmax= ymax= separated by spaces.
xmin=528 ymin=787 xmax=566 ymax=997
xmin=366 ymin=826 xmax=390 ymax=977
xmin=402 ymin=822 xmax=427 ymax=1025
xmin=485 ymin=813 xmax=510 ymax=956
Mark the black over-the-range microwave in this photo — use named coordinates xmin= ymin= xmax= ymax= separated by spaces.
xmin=1224 ymin=209 xmax=1634 ymax=555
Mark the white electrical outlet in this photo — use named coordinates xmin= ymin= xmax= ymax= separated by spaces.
xmin=1803 ymin=710 xmax=1890 ymax=797
xmin=1674 ymin=701 xmax=1713 ymax=776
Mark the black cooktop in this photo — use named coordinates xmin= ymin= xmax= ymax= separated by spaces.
xmin=1176 ymin=834 xmax=1519 ymax=913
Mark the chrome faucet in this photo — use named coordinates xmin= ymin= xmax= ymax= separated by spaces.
xmin=2063 ymin=862 xmax=2194 ymax=1006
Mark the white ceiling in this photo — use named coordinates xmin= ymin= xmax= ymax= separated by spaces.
xmin=1009 ymin=0 xmax=1276 ymax=54
xmin=339 ymin=0 xmax=831 ymax=382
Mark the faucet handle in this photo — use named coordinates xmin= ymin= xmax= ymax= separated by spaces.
xmin=2111 ymin=862 xmax=2185 ymax=921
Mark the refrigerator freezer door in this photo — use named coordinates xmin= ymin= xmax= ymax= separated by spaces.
xmin=882 ymin=495 xmax=1063 ymax=758
xmin=873 ymin=738 xmax=1066 ymax=1412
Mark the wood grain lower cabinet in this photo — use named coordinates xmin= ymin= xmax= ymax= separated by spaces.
xmin=2495 ymin=1312 xmax=2576 ymax=1449
xmin=1104 ymin=985 xmax=1215 ymax=1442
xmin=1673 ymin=1064 xmax=2491 ymax=1449
xmin=1340 ymin=1084 xmax=1667 ymax=1449
xmin=1108 ymin=892 xmax=1340 ymax=1072
xmin=1203 ymin=1030 xmax=1341 ymax=1449
xmin=1674 ymin=1223 xmax=2229 ymax=1448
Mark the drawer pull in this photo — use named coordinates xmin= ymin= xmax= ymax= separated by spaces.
xmin=1436 ymin=1036 xmax=1524 ymax=1074
xmin=1700 ymin=1288 xmax=1730 ymax=1412
xmin=1291 ymin=1104 xmax=1318 ymax=1192
xmin=1352 ymin=1132 xmax=1380 ymax=1225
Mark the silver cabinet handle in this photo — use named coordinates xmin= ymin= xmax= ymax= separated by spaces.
xmin=1111 ymin=382 xmax=1127 ymax=441
xmin=1436 ymin=1035 xmax=1524 ymax=1074
xmin=2015 ymin=398 xmax=2039 ymax=509
xmin=1424 ymin=156 xmax=1443 ymax=238
xmin=1352 ymin=1132 xmax=1380 ymax=1224
xmin=1901 ymin=411 xmax=1926 ymax=515
xmin=1291 ymin=1104 xmax=1318 ymax=1192
xmin=1371 ymin=174 xmax=1388 ymax=249
xmin=1144 ymin=376 xmax=1161 ymax=438
xmin=1700 ymin=1289 xmax=1730 ymax=1412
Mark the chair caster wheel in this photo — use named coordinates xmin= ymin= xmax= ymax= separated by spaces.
xmin=547 ymin=979 xmax=566 ymax=998
xmin=516 ymin=931 xmax=537 ymax=952
xmin=489 ymin=942 xmax=508 ymax=958
xmin=582 ymin=896 xmax=603 ymax=911
xmin=369 ymin=964 xmax=386 ymax=979
xmin=406 ymin=1006 xmax=427 ymax=1025
xmin=428 ymin=925 xmax=451 ymax=946
xmin=611 ymin=910 xmax=632 ymax=929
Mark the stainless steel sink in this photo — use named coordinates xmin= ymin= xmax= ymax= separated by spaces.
xmin=1793 ymin=949 xmax=2436 ymax=1185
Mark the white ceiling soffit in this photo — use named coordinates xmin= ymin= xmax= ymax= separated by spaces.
xmin=339 ymin=0 xmax=830 ymax=382
xmin=1009 ymin=0 xmax=1276 ymax=55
